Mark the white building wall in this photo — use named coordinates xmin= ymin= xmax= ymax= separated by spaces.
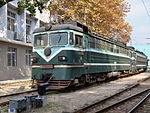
xmin=35 ymin=9 xmax=50 ymax=23
xmin=16 ymin=9 xmax=26 ymax=42
xmin=0 ymin=0 xmax=50 ymax=81
xmin=0 ymin=0 xmax=50 ymax=43
xmin=0 ymin=5 xmax=7 ymax=39
xmin=0 ymin=42 xmax=32 ymax=80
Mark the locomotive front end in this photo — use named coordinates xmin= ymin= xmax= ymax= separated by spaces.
xmin=31 ymin=23 xmax=85 ymax=89
xmin=32 ymin=30 xmax=73 ymax=88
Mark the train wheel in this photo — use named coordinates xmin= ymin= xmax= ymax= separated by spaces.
xmin=96 ymin=74 xmax=106 ymax=82
xmin=85 ymin=74 xmax=91 ymax=83
xmin=79 ymin=75 xmax=86 ymax=85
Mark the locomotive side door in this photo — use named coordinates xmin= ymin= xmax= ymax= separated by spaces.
xmin=131 ymin=51 xmax=137 ymax=71
xmin=74 ymin=34 xmax=84 ymax=64
xmin=83 ymin=35 xmax=90 ymax=74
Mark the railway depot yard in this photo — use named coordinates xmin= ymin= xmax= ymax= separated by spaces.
xmin=0 ymin=71 xmax=150 ymax=113
xmin=34 ymin=72 xmax=150 ymax=113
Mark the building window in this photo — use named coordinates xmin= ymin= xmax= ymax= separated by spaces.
xmin=25 ymin=50 xmax=32 ymax=65
xmin=26 ymin=19 xmax=32 ymax=43
xmin=7 ymin=10 xmax=16 ymax=31
xmin=8 ymin=47 xmax=17 ymax=66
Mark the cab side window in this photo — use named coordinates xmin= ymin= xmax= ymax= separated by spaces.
xmin=75 ymin=35 xmax=83 ymax=47
xmin=69 ymin=32 xmax=74 ymax=45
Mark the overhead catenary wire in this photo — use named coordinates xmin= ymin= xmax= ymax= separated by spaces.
xmin=141 ymin=0 xmax=150 ymax=20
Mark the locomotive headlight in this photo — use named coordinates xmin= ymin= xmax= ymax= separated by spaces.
xmin=30 ymin=57 xmax=38 ymax=63
xmin=58 ymin=56 xmax=67 ymax=62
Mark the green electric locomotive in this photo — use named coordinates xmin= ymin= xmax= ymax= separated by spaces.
xmin=31 ymin=21 xmax=148 ymax=88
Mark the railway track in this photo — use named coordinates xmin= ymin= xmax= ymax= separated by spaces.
xmin=0 ymin=88 xmax=59 ymax=107
xmin=0 ymin=73 xmax=149 ymax=111
xmin=74 ymin=77 xmax=150 ymax=113
xmin=128 ymin=92 xmax=150 ymax=113
xmin=0 ymin=89 xmax=37 ymax=107
xmin=96 ymin=88 xmax=150 ymax=113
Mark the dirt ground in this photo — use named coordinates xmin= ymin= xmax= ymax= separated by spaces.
xmin=31 ymin=71 xmax=150 ymax=113
xmin=0 ymin=79 xmax=32 ymax=96
xmin=0 ymin=72 xmax=150 ymax=113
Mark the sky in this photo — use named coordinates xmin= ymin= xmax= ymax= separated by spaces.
xmin=125 ymin=0 xmax=150 ymax=46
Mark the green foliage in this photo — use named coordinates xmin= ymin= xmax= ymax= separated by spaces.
xmin=16 ymin=0 xmax=37 ymax=16
xmin=16 ymin=0 xmax=26 ymax=15
xmin=0 ymin=0 xmax=48 ymax=16
xmin=0 ymin=0 xmax=13 ymax=7
xmin=1 ymin=106 xmax=8 ymax=112
xmin=0 ymin=0 xmax=132 ymax=43
xmin=44 ymin=103 xmax=58 ymax=108
xmin=49 ymin=0 xmax=132 ymax=43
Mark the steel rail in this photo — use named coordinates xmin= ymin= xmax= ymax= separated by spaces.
xmin=74 ymin=83 xmax=139 ymax=113
xmin=75 ymin=76 xmax=150 ymax=113
xmin=128 ymin=91 xmax=150 ymax=113
xmin=1 ymin=73 xmax=150 ymax=108
xmin=0 ymin=89 xmax=59 ymax=107
xmin=0 ymin=89 xmax=37 ymax=98
xmin=0 ymin=101 xmax=9 ymax=106
xmin=0 ymin=85 xmax=60 ymax=99
xmin=0 ymin=89 xmax=37 ymax=107
xmin=95 ymin=88 xmax=150 ymax=113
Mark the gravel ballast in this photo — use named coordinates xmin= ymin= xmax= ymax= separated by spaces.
xmin=31 ymin=72 xmax=150 ymax=113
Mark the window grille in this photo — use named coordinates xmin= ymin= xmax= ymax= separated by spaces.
xmin=7 ymin=10 xmax=16 ymax=31
xmin=25 ymin=50 xmax=32 ymax=65
xmin=7 ymin=47 xmax=17 ymax=66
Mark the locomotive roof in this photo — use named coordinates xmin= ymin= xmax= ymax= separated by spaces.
xmin=89 ymin=33 xmax=128 ymax=49
xmin=33 ymin=24 xmax=83 ymax=33
xmin=135 ymin=50 xmax=146 ymax=56
xmin=33 ymin=22 xmax=134 ymax=51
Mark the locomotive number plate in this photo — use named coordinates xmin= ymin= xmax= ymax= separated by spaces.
xmin=40 ymin=65 xmax=54 ymax=69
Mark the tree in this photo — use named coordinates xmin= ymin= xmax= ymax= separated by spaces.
xmin=0 ymin=0 xmax=13 ymax=7
xmin=49 ymin=0 xmax=132 ymax=43
xmin=0 ymin=0 xmax=48 ymax=16
xmin=0 ymin=0 xmax=132 ymax=43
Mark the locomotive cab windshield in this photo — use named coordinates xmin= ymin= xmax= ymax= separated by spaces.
xmin=34 ymin=33 xmax=48 ymax=47
xmin=49 ymin=32 xmax=68 ymax=46
xmin=34 ymin=32 xmax=69 ymax=47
